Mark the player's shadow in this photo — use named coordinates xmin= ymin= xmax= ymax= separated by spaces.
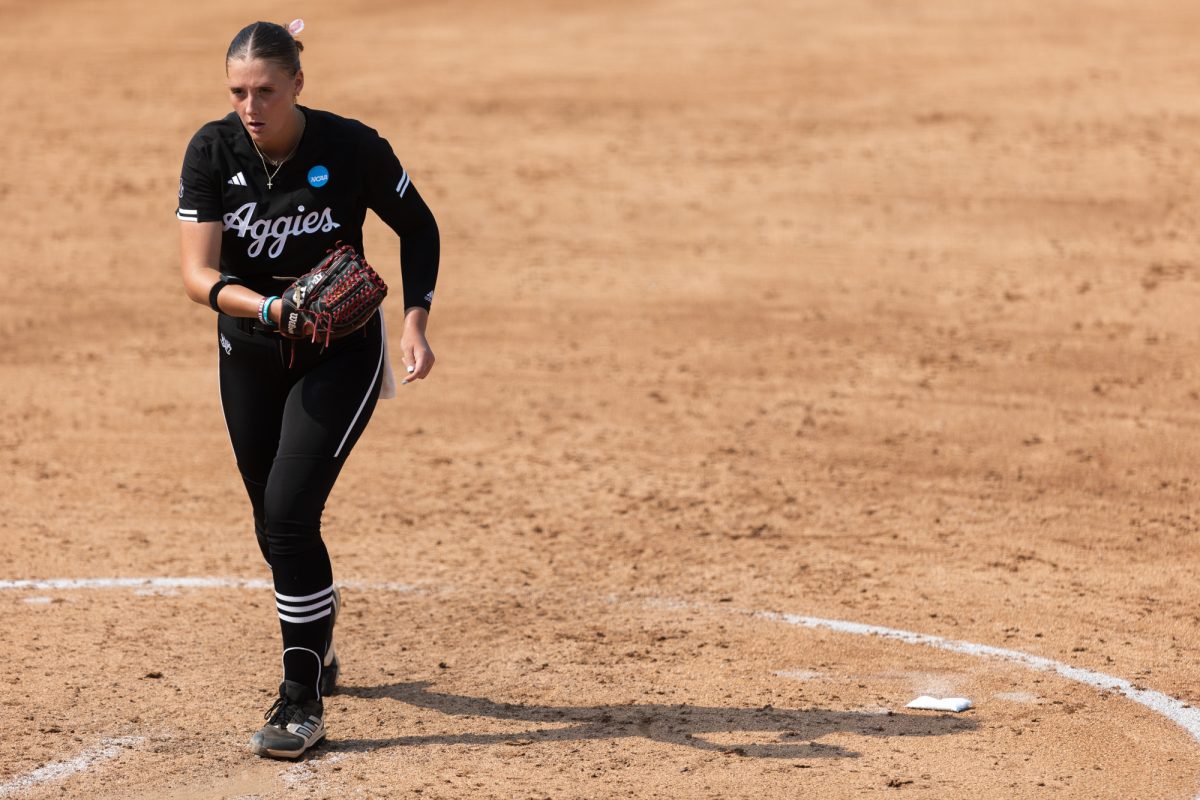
xmin=328 ymin=680 xmax=976 ymax=759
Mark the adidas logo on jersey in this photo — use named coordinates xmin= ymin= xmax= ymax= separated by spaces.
xmin=228 ymin=172 xmax=248 ymax=187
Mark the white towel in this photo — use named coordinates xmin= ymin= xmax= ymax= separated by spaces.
xmin=378 ymin=309 xmax=397 ymax=400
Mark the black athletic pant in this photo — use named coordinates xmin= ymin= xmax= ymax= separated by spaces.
xmin=217 ymin=312 xmax=384 ymax=697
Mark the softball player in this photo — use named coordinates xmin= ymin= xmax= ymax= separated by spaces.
xmin=177 ymin=19 xmax=440 ymax=758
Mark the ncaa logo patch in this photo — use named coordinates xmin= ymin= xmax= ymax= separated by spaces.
xmin=307 ymin=165 xmax=330 ymax=188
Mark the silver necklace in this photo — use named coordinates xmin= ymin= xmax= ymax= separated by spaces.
xmin=252 ymin=113 xmax=305 ymax=190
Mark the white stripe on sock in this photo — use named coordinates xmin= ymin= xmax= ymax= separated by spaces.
xmin=278 ymin=607 xmax=333 ymax=624
xmin=276 ymin=597 xmax=334 ymax=614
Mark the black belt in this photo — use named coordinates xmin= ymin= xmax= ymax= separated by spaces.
xmin=229 ymin=315 xmax=280 ymax=336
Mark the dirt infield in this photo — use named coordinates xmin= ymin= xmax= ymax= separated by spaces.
xmin=6 ymin=0 xmax=1200 ymax=797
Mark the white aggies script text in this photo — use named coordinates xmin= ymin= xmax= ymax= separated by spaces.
xmin=223 ymin=202 xmax=340 ymax=258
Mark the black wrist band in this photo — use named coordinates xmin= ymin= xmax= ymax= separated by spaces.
xmin=208 ymin=279 xmax=229 ymax=312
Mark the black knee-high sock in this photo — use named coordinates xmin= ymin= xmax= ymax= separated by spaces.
xmin=271 ymin=542 xmax=334 ymax=698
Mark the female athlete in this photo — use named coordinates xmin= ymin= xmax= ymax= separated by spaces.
xmin=176 ymin=19 xmax=440 ymax=759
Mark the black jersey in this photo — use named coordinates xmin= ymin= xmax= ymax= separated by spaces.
xmin=177 ymin=107 xmax=439 ymax=309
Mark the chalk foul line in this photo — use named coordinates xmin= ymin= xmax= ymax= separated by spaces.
xmin=5 ymin=578 xmax=1195 ymax=741
xmin=0 ymin=576 xmax=416 ymax=593
xmin=748 ymin=607 xmax=1200 ymax=742
xmin=0 ymin=737 xmax=142 ymax=798
xmin=5 ymin=578 xmax=1200 ymax=799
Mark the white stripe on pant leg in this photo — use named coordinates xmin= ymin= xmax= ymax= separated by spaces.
xmin=275 ymin=585 xmax=335 ymax=603
xmin=333 ymin=334 xmax=384 ymax=458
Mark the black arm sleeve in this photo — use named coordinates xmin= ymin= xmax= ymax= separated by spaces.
xmin=364 ymin=133 xmax=440 ymax=311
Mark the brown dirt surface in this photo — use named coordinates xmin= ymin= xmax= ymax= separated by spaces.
xmin=5 ymin=0 xmax=1200 ymax=797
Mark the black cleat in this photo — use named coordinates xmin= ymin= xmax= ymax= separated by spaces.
xmin=249 ymin=680 xmax=325 ymax=759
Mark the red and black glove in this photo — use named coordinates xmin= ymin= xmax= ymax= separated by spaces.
xmin=277 ymin=244 xmax=389 ymax=345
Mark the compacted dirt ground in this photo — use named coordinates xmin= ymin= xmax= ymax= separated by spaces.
xmin=7 ymin=0 xmax=1200 ymax=797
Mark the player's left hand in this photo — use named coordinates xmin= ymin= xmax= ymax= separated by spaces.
xmin=400 ymin=308 xmax=434 ymax=384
